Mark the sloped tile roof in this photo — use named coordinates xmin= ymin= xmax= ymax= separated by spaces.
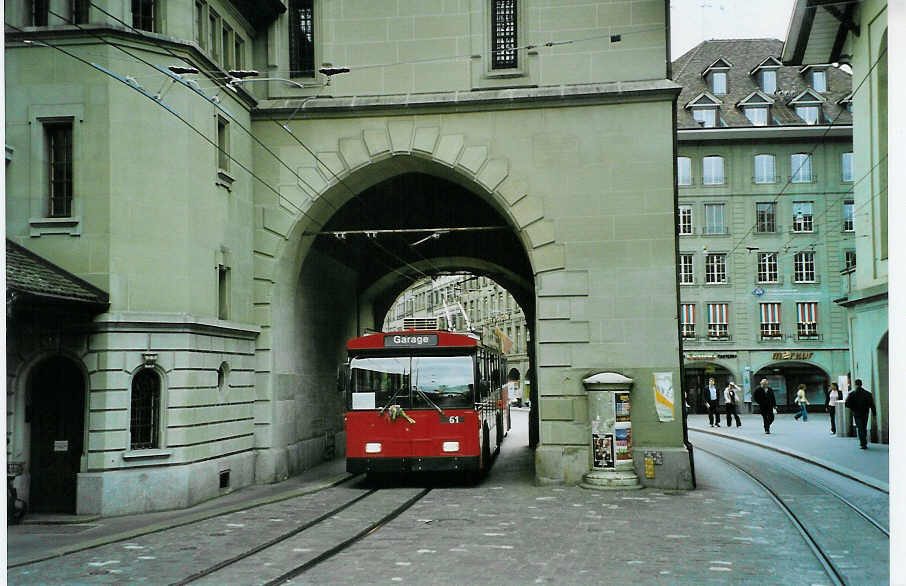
xmin=672 ymin=38 xmax=852 ymax=130
xmin=6 ymin=239 xmax=108 ymax=306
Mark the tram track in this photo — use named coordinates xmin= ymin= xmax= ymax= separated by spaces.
xmin=173 ymin=486 xmax=431 ymax=585
xmin=695 ymin=444 xmax=888 ymax=586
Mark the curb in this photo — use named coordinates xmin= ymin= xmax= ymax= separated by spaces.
xmin=688 ymin=426 xmax=888 ymax=494
xmin=9 ymin=472 xmax=355 ymax=568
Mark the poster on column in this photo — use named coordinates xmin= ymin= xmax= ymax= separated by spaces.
xmin=614 ymin=427 xmax=632 ymax=462
xmin=653 ymin=372 xmax=675 ymax=422
xmin=614 ymin=392 xmax=631 ymax=422
xmin=591 ymin=419 xmax=614 ymax=469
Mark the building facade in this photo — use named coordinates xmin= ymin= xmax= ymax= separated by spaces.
xmin=673 ymin=39 xmax=854 ymax=412
xmin=6 ymin=0 xmax=691 ymax=516
xmin=783 ymin=0 xmax=888 ymax=442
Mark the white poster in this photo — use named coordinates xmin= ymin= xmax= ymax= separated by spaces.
xmin=352 ymin=392 xmax=376 ymax=410
xmin=653 ymin=372 xmax=675 ymax=422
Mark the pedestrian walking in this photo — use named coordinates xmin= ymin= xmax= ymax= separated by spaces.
xmin=844 ymin=379 xmax=876 ymax=449
xmin=705 ymin=377 xmax=720 ymax=427
xmin=723 ymin=381 xmax=742 ymax=428
xmin=826 ymin=382 xmax=840 ymax=434
xmin=793 ymin=384 xmax=810 ymax=421
xmin=753 ymin=378 xmax=776 ymax=434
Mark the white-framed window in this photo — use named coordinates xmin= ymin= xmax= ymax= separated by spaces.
xmin=692 ymin=108 xmax=718 ymax=128
xmin=702 ymin=156 xmax=724 ymax=185
xmin=795 ymin=105 xmax=820 ymax=125
xmin=677 ymin=157 xmax=692 ymax=186
xmin=754 ymin=154 xmax=775 ymax=184
xmin=843 ymin=200 xmax=854 ymax=232
xmin=707 ymin=303 xmax=729 ymax=338
xmin=760 ymin=70 xmax=777 ymax=94
xmin=811 ymin=70 xmax=827 ymax=92
xmin=756 ymin=202 xmax=776 ymax=233
xmin=491 ymin=0 xmax=518 ymax=71
xmin=757 ymin=252 xmax=779 ymax=283
xmin=842 ymin=152 xmax=853 ymax=182
xmin=760 ymin=302 xmax=781 ymax=339
xmin=45 ymin=121 xmax=74 ymax=218
xmin=705 ymin=253 xmax=727 ymax=284
xmin=745 ymin=106 xmax=769 ymax=126
xmin=796 ymin=301 xmax=818 ymax=338
xmin=844 ymin=249 xmax=856 ymax=269
xmin=704 ymin=203 xmax=726 ymax=234
xmin=681 ymin=304 xmax=696 ymax=338
xmin=711 ymin=71 xmax=727 ymax=95
xmin=791 ymin=153 xmax=813 ymax=183
xmin=794 ymin=251 xmax=816 ymax=283
xmin=678 ymin=205 xmax=693 ymax=235
xmin=792 ymin=201 xmax=814 ymax=232
xmin=289 ymin=0 xmax=316 ymax=77
xmin=679 ymin=254 xmax=694 ymax=284
xmin=130 ymin=369 xmax=161 ymax=449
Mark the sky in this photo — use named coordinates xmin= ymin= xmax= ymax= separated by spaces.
xmin=670 ymin=0 xmax=798 ymax=59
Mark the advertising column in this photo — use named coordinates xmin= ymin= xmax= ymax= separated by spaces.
xmin=581 ymin=372 xmax=641 ymax=490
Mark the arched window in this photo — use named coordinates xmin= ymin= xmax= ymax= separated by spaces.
xmin=131 ymin=370 xmax=161 ymax=450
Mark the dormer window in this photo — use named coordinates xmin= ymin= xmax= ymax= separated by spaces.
xmin=711 ymin=71 xmax=727 ymax=95
xmin=693 ymin=108 xmax=718 ymax=128
xmin=745 ymin=107 xmax=769 ymax=126
xmin=789 ymin=89 xmax=826 ymax=125
xmin=737 ymin=91 xmax=774 ymax=127
xmin=686 ymin=92 xmax=722 ymax=128
xmin=811 ymin=70 xmax=827 ymax=92
xmin=749 ymin=57 xmax=781 ymax=95
xmin=796 ymin=105 xmax=820 ymax=124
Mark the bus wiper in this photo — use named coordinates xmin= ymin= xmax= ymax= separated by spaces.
xmin=378 ymin=386 xmax=405 ymax=416
xmin=413 ymin=387 xmax=445 ymax=416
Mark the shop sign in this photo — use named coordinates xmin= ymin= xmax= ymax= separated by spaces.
xmin=685 ymin=353 xmax=737 ymax=361
xmin=772 ymin=351 xmax=814 ymax=360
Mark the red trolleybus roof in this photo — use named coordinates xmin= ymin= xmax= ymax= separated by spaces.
xmin=347 ymin=330 xmax=479 ymax=350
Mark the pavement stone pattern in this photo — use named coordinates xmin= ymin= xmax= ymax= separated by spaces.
xmin=8 ymin=409 xmax=885 ymax=585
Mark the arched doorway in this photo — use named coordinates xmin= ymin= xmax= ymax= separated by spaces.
xmin=683 ymin=362 xmax=734 ymax=414
xmin=753 ymin=361 xmax=829 ymax=411
xmin=27 ymin=356 xmax=85 ymax=513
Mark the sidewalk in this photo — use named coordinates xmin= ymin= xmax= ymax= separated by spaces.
xmin=687 ymin=412 xmax=888 ymax=491
xmin=8 ymin=457 xmax=352 ymax=567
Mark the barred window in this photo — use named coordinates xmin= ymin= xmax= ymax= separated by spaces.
xmin=132 ymin=0 xmax=155 ymax=32
xmin=679 ymin=254 xmax=694 ymax=284
xmin=754 ymin=154 xmax=775 ymax=184
xmin=491 ymin=0 xmax=518 ymax=70
xmin=707 ymin=303 xmax=729 ymax=338
xmin=289 ymin=0 xmax=315 ymax=77
xmin=760 ymin=302 xmax=781 ymax=339
xmin=793 ymin=201 xmax=814 ymax=232
xmin=130 ymin=370 xmax=161 ymax=450
xmin=756 ymin=202 xmax=776 ymax=232
xmin=797 ymin=302 xmax=818 ymax=338
xmin=46 ymin=121 xmax=73 ymax=218
xmin=843 ymin=200 xmax=854 ymax=231
xmin=678 ymin=205 xmax=693 ymax=235
xmin=844 ymin=250 xmax=856 ymax=269
xmin=757 ymin=252 xmax=778 ymax=283
xmin=794 ymin=251 xmax=816 ymax=283
xmin=705 ymin=253 xmax=727 ymax=284
xmin=681 ymin=304 xmax=696 ymax=339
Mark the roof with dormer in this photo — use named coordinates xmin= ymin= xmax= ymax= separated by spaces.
xmin=673 ymin=38 xmax=852 ymax=129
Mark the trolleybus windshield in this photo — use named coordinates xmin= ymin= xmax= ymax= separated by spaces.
xmin=349 ymin=355 xmax=474 ymax=411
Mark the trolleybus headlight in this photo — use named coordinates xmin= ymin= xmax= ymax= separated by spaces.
xmin=442 ymin=441 xmax=460 ymax=452
xmin=365 ymin=442 xmax=382 ymax=453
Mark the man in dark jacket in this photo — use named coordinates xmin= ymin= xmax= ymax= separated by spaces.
xmin=752 ymin=378 xmax=776 ymax=434
xmin=845 ymin=379 xmax=876 ymax=449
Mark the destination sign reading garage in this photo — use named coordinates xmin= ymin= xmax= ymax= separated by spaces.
xmin=384 ymin=334 xmax=439 ymax=348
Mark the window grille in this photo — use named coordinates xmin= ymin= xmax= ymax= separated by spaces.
xmin=757 ymin=252 xmax=778 ymax=283
xmin=130 ymin=370 xmax=160 ymax=449
xmin=289 ymin=0 xmax=315 ymax=77
xmin=792 ymin=201 xmax=814 ymax=232
xmin=132 ymin=0 xmax=155 ymax=32
xmin=679 ymin=254 xmax=694 ymax=284
xmin=797 ymin=302 xmax=818 ymax=338
xmin=681 ymin=304 xmax=696 ymax=338
xmin=707 ymin=303 xmax=729 ymax=338
xmin=46 ymin=122 xmax=73 ymax=218
xmin=756 ymin=202 xmax=776 ymax=232
xmin=492 ymin=0 xmax=518 ymax=69
xmin=705 ymin=254 xmax=726 ymax=284
xmin=760 ymin=302 xmax=781 ymax=338
xmin=678 ymin=206 xmax=693 ymax=234
xmin=794 ymin=251 xmax=816 ymax=283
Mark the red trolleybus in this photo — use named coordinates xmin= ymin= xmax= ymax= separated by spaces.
xmin=342 ymin=330 xmax=509 ymax=476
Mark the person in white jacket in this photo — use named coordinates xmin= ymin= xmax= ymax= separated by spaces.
xmin=723 ymin=381 xmax=742 ymax=428
xmin=794 ymin=384 xmax=810 ymax=421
